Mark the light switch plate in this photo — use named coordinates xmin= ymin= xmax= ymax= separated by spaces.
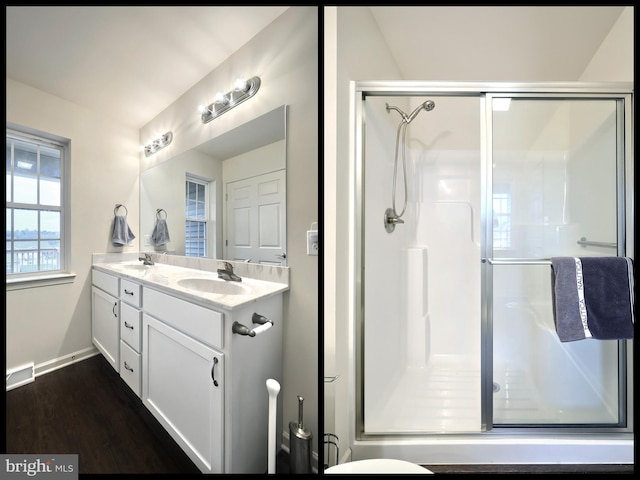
xmin=307 ymin=230 xmax=318 ymax=256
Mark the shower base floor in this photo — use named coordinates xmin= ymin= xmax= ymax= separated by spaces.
xmin=365 ymin=354 xmax=481 ymax=433
xmin=365 ymin=355 xmax=619 ymax=434
xmin=492 ymin=364 xmax=619 ymax=425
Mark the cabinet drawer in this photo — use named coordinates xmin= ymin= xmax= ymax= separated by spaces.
xmin=143 ymin=287 xmax=223 ymax=349
xmin=121 ymin=302 xmax=142 ymax=352
xmin=120 ymin=340 xmax=141 ymax=397
xmin=120 ymin=278 xmax=142 ymax=308
xmin=92 ymin=269 xmax=119 ymax=297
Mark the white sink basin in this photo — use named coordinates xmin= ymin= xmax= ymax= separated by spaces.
xmin=177 ymin=277 xmax=250 ymax=296
xmin=118 ymin=264 xmax=152 ymax=271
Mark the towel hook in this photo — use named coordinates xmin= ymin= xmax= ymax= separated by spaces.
xmin=156 ymin=208 xmax=167 ymax=220
xmin=114 ymin=204 xmax=128 ymax=216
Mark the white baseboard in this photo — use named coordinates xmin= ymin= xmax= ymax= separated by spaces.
xmin=7 ymin=347 xmax=100 ymax=392
xmin=35 ymin=346 xmax=100 ymax=377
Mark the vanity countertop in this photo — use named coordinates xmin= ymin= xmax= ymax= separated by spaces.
xmin=92 ymin=260 xmax=289 ymax=311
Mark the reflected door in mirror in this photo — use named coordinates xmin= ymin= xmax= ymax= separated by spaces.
xmin=225 ymin=169 xmax=286 ymax=265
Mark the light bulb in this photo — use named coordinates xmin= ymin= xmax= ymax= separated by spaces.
xmin=234 ymin=77 xmax=248 ymax=92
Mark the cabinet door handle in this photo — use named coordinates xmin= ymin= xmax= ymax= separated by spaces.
xmin=112 ymin=302 xmax=118 ymax=318
xmin=124 ymin=289 xmax=134 ymax=296
xmin=211 ymin=357 xmax=219 ymax=387
xmin=124 ymin=321 xmax=134 ymax=330
xmin=124 ymin=361 xmax=134 ymax=372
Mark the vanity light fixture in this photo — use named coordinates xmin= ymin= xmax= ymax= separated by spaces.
xmin=144 ymin=131 xmax=173 ymax=157
xmin=199 ymin=76 xmax=261 ymax=124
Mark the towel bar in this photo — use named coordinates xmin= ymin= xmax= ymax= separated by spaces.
xmin=483 ymin=258 xmax=552 ymax=266
xmin=577 ymin=237 xmax=617 ymax=249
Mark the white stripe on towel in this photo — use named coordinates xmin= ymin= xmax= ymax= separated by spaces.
xmin=573 ymin=257 xmax=592 ymax=338
xmin=625 ymin=257 xmax=634 ymax=325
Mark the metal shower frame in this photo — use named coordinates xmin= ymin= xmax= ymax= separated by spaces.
xmin=351 ymin=81 xmax=634 ymax=441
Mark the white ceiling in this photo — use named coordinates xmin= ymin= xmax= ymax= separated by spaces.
xmin=369 ymin=6 xmax=625 ymax=81
xmin=6 ymin=6 xmax=289 ymax=129
xmin=6 ymin=6 xmax=627 ymax=131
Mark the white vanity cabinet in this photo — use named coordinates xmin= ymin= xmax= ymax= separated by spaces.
xmin=91 ymin=261 xmax=286 ymax=475
xmin=119 ymin=278 xmax=143 ymax=397
xmin=91 ymin=269 xmax=120 ymax=371
xmin=91 ymin=268 xmax=143 ymax=396
xmin=141 ymin=286 xmax=283 ymax=474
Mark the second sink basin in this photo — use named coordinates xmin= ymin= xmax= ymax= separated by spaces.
xmin=177 ymin=277 xmax=251 ymax=296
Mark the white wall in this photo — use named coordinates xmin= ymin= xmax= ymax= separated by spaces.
xmin=6 ymin=78 xmax=140 ymax=371
xmin=325 ymin=5 xmax=634 ymax=461
xmin=139 ymin=6 xmax=319 ymax=460
xmin=580 ymin=7 xmax=633 ymax=82
xmin=324 ymin=6 xmax=404 ymax=459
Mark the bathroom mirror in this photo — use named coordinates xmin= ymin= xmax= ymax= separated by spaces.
xmin=140 ymin=105 xmax=287 ymax=265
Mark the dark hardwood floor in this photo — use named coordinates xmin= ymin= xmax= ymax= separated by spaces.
xmin=5 ymin=354 xmax=291 ymax=474
xmin=6 ymin=354 xmax=632 ymax=475
xmin=6 ymin=354 xmax=203 ymax=474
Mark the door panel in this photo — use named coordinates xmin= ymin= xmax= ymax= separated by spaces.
xmin=225 ymin=169 xmax=286 ymax=264
xmin=489 ymin=97 xmax=624 ymax=426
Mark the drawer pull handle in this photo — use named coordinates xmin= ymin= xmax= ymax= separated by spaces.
xmin=124 ymin=361 xmax=134 ymax=373
xmin=112 ymin=302 xmax=118 ymax=318
xmin=124 ymin=289 xmax=134 ymax=296
xmin=124 ymin=321 xmax=134 ymax=330
xmin=211 ymin=357 xmax=219 ymax=387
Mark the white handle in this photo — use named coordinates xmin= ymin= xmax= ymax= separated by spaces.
xmin=266 ymin=379 xmax=281 ymax=474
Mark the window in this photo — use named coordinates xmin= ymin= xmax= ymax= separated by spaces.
xmin=6 ymin=128 xmax=69 ymax=279
xmin=492 ymin=188 xmax=512 ymax=249
xmin=185 ymin=176 xmax=207 ymax=257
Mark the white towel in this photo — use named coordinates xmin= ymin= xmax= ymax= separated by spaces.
xmin=151 ymin=218 xmax=171 ymax=246
xmin=112 ymin=215 xmax=136 ymax=246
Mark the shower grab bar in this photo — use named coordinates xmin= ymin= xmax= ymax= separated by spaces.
xmin=577 ymin=237 xmax=617 ymax=249
xmin=483 ymin=258 xmax=552 ymax=266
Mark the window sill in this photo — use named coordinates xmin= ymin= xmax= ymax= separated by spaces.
xmin=6 ymin=272 xmax=77 ymax=291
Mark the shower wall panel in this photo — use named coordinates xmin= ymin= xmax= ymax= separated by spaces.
xmin=363 ymin=97 xmax=482 ymax=433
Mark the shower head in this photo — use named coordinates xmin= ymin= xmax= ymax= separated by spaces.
xmin=406 ymin=100 xmax=436 ymax=123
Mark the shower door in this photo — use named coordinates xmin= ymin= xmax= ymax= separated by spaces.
xmin=486 ymin=94 xmax=631 ymax=427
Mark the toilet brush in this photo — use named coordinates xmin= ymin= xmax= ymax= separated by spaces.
xmin=266 ymin=379 xmax=281 ymax=474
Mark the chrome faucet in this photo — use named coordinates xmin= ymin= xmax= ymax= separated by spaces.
xmin=139 ymin=253 xmax=155 ymax=265
xmin=217 ymin=261 xmax=242 ymax=282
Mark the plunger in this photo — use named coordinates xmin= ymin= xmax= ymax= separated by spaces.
xmin=266 ymin=379 xmax=281 ymax=474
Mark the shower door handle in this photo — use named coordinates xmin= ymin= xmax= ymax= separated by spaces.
xmin=483 ymin=258 xmax=552 ymax=266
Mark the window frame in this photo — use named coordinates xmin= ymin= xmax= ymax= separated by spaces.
xmin=185 ymin=175 xmax=208 ymax=258
xmin=492 ymin=187 xmax=512 ymax=251
xmin=6 ymin=125 xmax=74 ymax=290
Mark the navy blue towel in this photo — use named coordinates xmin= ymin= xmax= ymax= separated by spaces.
xmin=550 ymin=257 xmax=634 ymax=342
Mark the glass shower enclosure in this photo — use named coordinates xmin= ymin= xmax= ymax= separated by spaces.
xmin=355 ymin=82 xmax=633 ymax=438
